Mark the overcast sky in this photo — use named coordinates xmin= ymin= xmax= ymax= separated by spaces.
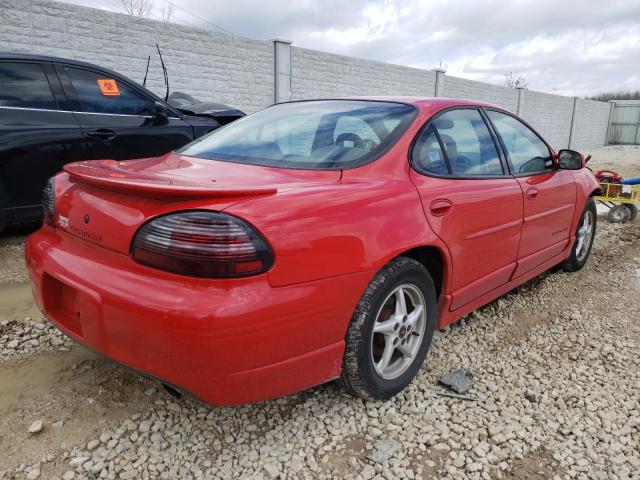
xmin=62 ymin=0 xmax=640 ymax=97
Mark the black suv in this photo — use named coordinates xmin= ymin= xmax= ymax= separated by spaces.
xmin=0 ymin=53 xmax=241 ymax=232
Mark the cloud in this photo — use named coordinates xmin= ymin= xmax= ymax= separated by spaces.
xmin=61 ymin=0 xmax=640 ymax=96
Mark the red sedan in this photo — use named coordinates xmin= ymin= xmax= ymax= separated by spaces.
xmin=26 ymin=98 xmax=600 ymax=405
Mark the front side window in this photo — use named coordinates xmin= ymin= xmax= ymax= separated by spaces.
xmin=486 ymin=110 xmax=553 ymax=174
xmin=177 ymin=100 xmax=417 ymax=169
xmin=0 ymin=62 xmax=57 ymax=110
xmin=66 ymin=67 xmax=155 ymax=116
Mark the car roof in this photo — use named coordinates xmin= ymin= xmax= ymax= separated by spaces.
xmin=283 ymin=96 xmax=510 ymax=115
xmin=338 ymin=95 xmax=511 ymax=112
xmin=0 ymin=51 xmax=129 ymax=75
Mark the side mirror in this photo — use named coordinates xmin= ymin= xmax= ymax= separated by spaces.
xmin=557 ymin=149 xmax=584 ymax=170
xmin=153 ymin=101 xmax=169 ymax=125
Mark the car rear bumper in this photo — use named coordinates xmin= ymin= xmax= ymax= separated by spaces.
xmin=26 ymin=226 xmax=371 ymax=405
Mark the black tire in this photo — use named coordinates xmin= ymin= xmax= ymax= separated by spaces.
xmin=0 ymin=182 xmax=7 ymax=233
xmin=339 ymin=257 xmax=437 ymax=400
xmin=625 ymin=204 xmax=638 ymax=222
xmin=608 ymin=204 xmax=631 ymax=223
xmin=562 ymin=198 xmax=597 ymax=272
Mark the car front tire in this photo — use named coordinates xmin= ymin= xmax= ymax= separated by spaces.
xmin=339 ymin=257 xmax=437 ymax=400
xmin=561 ymin=198 xmax=597 ymax=272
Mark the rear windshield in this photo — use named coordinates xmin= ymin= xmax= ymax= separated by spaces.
xmin=177 ymin=100 xmax=417 ymax=169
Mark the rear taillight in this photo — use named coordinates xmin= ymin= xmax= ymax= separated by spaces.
xmin=131 ymin=211 xmax=274 ymax=278
xmin=42 ymin=176 xmax=56 ymax=226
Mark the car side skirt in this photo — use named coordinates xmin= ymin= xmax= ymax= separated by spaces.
xmin=437 ymin=238 xmax=573 ymax=329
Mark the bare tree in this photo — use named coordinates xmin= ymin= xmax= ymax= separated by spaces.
xmin=120 ymin=0 xmax=154 ymax=18
xmin=504 ymin=72 xmax=528 ymax=89
xmin=160 ymin=0 xmax=173 ymax=24
xmin=589 ymin=89 xmax=640 ymax=102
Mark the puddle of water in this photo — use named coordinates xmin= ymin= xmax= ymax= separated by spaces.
xmin=0 ymin=282 xmax=35 ymax=320
xmin=0 ymin=346 xmax=95 ymax=414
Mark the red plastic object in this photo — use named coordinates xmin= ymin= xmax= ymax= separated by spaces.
xmin=595 ymin=169 xmax=623 ymax=183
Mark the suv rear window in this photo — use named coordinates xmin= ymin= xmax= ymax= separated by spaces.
xmin=177 ymin=100 xmax=417 ymax=169
xmin=0 ymin=62 xmax=57 ymax=110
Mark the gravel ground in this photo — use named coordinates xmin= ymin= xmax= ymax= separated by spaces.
xmin=0 ymin=146 xmax=638 ymax=480
xmin=587 ymin=144 xmax=640 ymax=178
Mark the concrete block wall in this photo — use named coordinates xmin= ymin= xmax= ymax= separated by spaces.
xmin=442 ymin=76 xmax=519 ymax=112
xmin=571 ymin=99 xmax=613 ymax=150
xmin=0 ymin=0 xmax=274 ymax=113
xmin=0 ymin=0 xmax=611 ymax=149
xmin=290 ymin=47 xmax=437 ymax=100
xmin=518 ymin=90 xmax=575 ymax=150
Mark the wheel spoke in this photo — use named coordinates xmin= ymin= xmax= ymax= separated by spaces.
xmin=406 ymin=304 xmax=423 ymax=328
xmin=396 ymin=341 xmax=413 ymax=358
xmin=575 ymin=236 xmax=584 ymax=255
xmin=374 ymin=317 xmax=398 ymax=335
xmin=376 ymin=338 xmax=395 ymax=375
xmin=394 ymin=287 xmax=407 ymax=316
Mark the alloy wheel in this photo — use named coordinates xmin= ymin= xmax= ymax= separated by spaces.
xmin=576 ymin=210 xmax=594 ymax=262
xmin=370 ymin=284 xmax=427 ymax=380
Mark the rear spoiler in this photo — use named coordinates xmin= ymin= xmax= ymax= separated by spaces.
xmin=63 ymin=161 xmax=277 ymax=200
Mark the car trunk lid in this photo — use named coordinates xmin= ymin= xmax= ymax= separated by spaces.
xmin=54 ymin=153 xmax=341 ymax=254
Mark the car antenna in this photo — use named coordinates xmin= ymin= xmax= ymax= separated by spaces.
xmin=156 ymin=43 xmax=169 ymax=101
xmin=142 ymin=55 xmax=151 ymax=87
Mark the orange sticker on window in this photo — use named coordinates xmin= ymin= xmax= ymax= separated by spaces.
xmin=97 ymin=79 xmax=120 ymax=96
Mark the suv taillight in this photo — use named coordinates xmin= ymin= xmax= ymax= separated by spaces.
xmin=42 ymin=176 xmax=56 ymax=226
xmin=131 ymin=211 xmax=274 ymax=278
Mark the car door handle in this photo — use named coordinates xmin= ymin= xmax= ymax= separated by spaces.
xmin=429 ymin=199 xmax=452 ymax=216
xmin=526 ymin=188 xmax=539 ymax=200
xmin=86 ymin=129 xmax=117 ymax=141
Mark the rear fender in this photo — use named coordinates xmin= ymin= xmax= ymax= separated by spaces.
xmin=225 ymin=179 xmax=451 ymax=290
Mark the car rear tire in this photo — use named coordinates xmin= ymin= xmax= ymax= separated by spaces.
xmin=339 ymin=257 xmax=437 ymax=400
xmin=561 ymin=198 xmax=597 ymax=272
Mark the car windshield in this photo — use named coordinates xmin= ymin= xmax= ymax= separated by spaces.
xmin=177 ymin=100 xmax=417 ymax=169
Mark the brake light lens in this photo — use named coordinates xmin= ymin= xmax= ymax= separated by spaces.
xmin=42 ymin=176 xmax=56 ymax=227
xmin=131 ymin=211 xmax=274 ymax=278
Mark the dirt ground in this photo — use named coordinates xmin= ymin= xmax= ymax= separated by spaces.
xmin=0 ymin=146 xmax=638 ymax=480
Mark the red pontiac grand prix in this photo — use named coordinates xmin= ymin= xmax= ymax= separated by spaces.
xmin=26 ymin=98 xmax=600 ymax=405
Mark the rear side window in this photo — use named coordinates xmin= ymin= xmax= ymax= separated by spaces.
xmin=0 ymin=62 xmax=57 ymax=110
xmin=486 ymin=110 xmax=553 ymax=174
xmin=433 ymin=109 xmax=503 ymax=175
xmin=412 ymin=109 xmax=503 ymax=176
xmin=65 ymin=67 xmax=155 ymax=116
xmin=411 ymin=126 xmax=448 ymax=174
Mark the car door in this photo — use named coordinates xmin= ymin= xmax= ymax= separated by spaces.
xmin=409 ymin=108 xmax=524 ymax=311
xmin=485 ymin=110 xmax=576 ymax=276
xmin=0 ymin=60 xmax=83 ymax=222
xmin=55 ymin=64 xmax=195 ymax=161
